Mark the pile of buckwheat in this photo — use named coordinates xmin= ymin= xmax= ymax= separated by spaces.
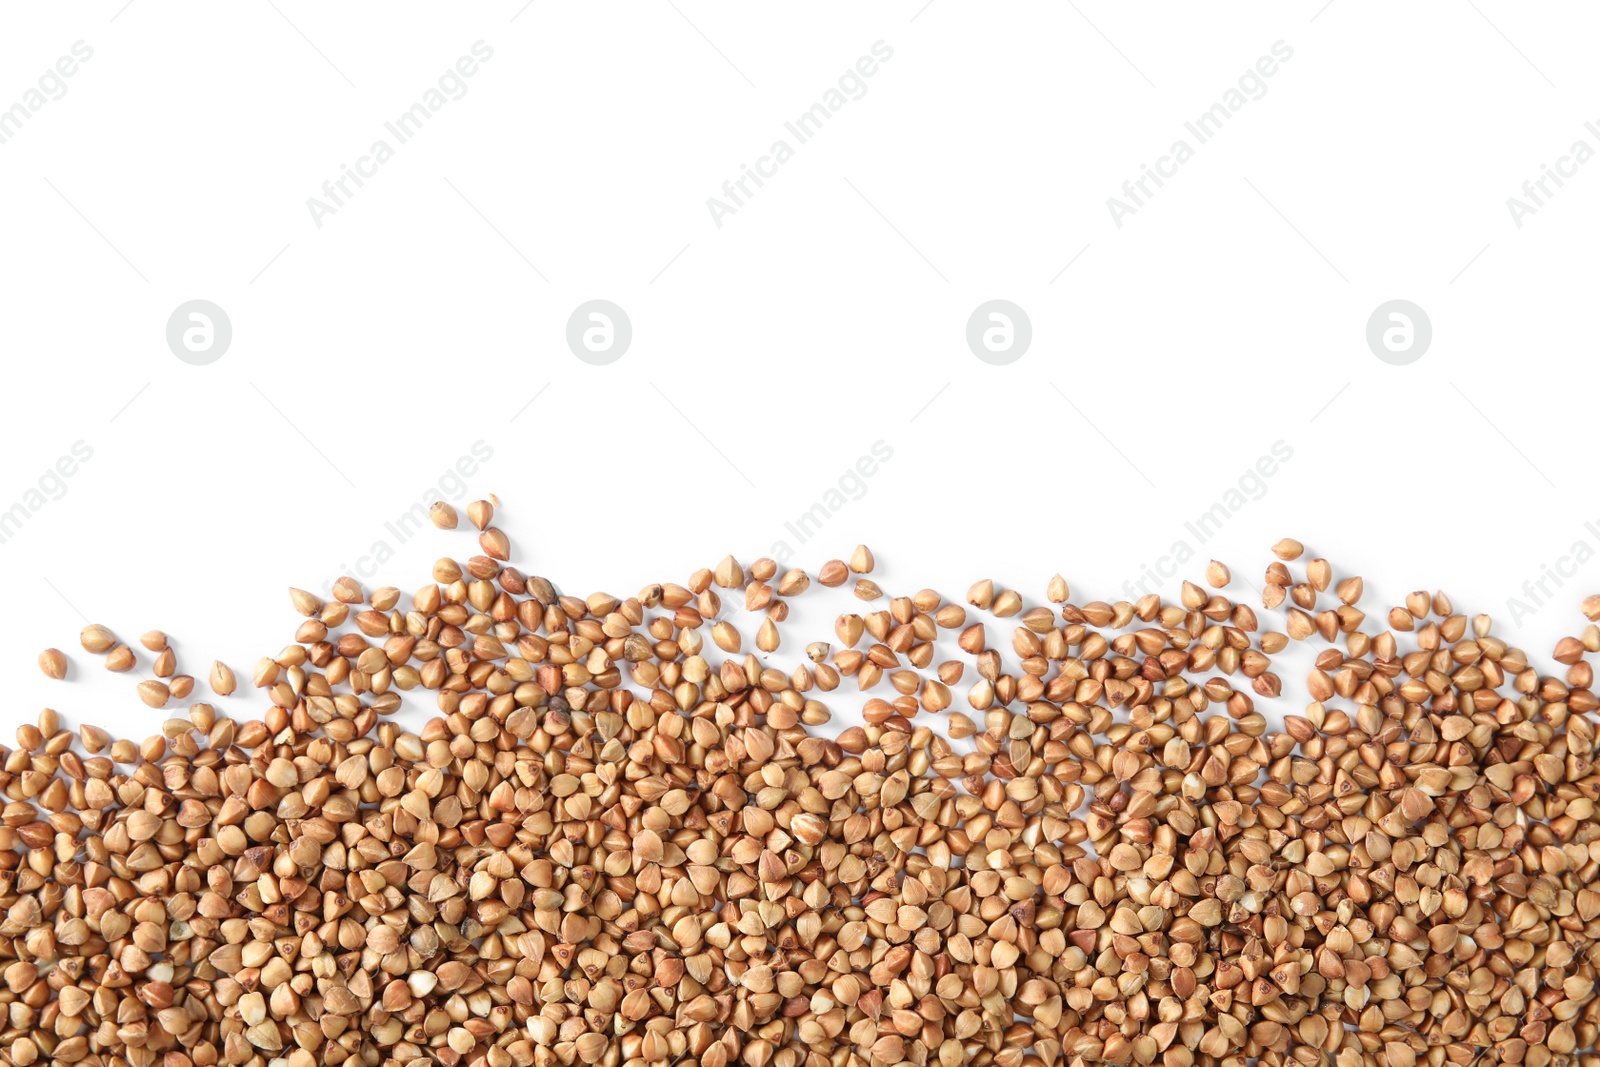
xmin=11 ymin=503 xmax=1600 ymax=1067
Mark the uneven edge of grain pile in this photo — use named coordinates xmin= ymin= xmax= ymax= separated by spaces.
xmin=13 ymin=510 xmax=1600 ymax=1067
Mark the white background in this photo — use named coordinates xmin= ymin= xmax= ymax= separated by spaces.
xmin=1 ymin=2 xmax=1596 ymax=740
